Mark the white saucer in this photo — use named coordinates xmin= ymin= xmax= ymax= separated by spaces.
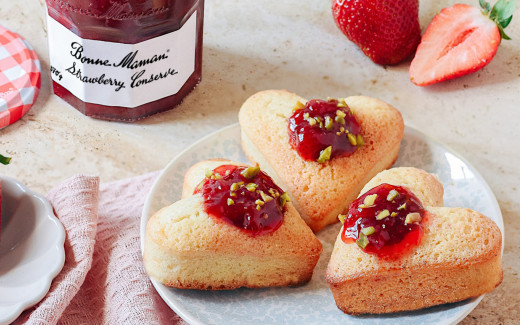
xmin=0 ymin=176 xmax=66 ymax=325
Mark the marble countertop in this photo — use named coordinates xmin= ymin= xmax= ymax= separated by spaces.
xmin=1 ymin=0 xmax=519 ymax=323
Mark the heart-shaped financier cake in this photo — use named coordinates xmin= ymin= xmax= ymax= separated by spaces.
xmin=143 ymin=159 xmax=322 ymax=290
xmin=326 ymin=167 xmax=503 ymax=315
xmin=239 ymin=90 xmax=404 ymax=232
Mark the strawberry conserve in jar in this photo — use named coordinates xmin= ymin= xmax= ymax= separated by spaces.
xmin=45 ymin=0 xmax=204 ymax=121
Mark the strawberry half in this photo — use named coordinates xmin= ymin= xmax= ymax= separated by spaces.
xmin=409 ymin=0 xmax=516 ymax=86
xmin=332 ymin=0 xmax=421 ymax=65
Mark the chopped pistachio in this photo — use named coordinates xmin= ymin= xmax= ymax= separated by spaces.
xmin=405 ymin=212 xmax=422 ymax=225
xmin=255 ymin=199 xmax=264 ymax=206
xmin=376 ymin=209 xmax=390 ymax=220
xmin=293 ymin=101 xmax=305 ymax=111
xmin=347 ymin=133 xmax=357 ymax=146
xmin=327 ymin=96 xmax=335 ymax=101
xmin=0 ymin=154 xmax=11 ymax=165
xmin=325 ymin=115 xmax=334 ymax=130
xmin=317 ymin=146 xmax=332 ymax=163
xmin=227 ymin=198 xmax=234 ymax=206
xmin=241 ymin=166 xmax=260 ymax=179
xmin=269 ymin=188 xmax=281 ymax=198
xmin=337 ymin=98 xmax=347 ymax=108
xmin=225 ymin=169 xmax=231 ymax=176
xmin=245 ymin=183 xmax=258 ymax=192
xmin=336 ymin=109 xmax=347 ymax=118
xmin=303 ymin=112 xmax=310 ymax=119
xmin=230 ymin=182 xmax=241 ymax=192
xmin=398 ymin=203 xmax=406 ymax=210
xmin=335 ymin=115 xmax=346 ymax=125
xmin=256 ymin=205 xmax=261 ymax=211
xmin=205 ymin=169 xmax=213 ymax=178
xmin=363 ymin=194 xmax=377 ymax=206
xmin=260 ymin=191 xmax=273 ymax=202
xmin=280 ymin=192 xmax=291 ymax=207
xmin=338 ymin=214 xmax=346 ymax=224
xmin=387 ymin=189 xmax=400 ymax=201
xmin=391 ymin=212 xmax=398 ymax=217
xmin=336 ymin=131 xmax=342 ymax=136
xmin=196 ymin=180 xmax=204 ymax=191
xmin=340 ymin=126 xmax=345 ymax=133
xmin=361 ymin=226 xmax=375 ymax=236
xmin=308 ymin=117 xmax=317 ymax=126
xmin=356 ymin=134 xmax=364 ymax=147
xmin=230 ymin=191 xmax=237 ymax=197
xmin=356 ymin=233 xmax=369 ymax=249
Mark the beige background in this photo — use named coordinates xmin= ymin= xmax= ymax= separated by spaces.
xmin=1 ymin=0 xmax=519 ymax=323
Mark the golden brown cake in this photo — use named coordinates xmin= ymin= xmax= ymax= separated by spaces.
xmin=326 ymin=167 xmax=503 ymax=314
xmin=360 ymin=167 xmax=444 ymax=207
xmin=181 ymin=158 xmax=244 ymax=199
xmin=239 ymin=90 xmax=404 ymax=232
xmin=143 ymin=160 xmax=323 ymax=290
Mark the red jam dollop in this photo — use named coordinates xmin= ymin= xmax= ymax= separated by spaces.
xmin=194 ymin=165 xmax=289 ymax=236
xmin=288 ymin=98 xmax=363 ymax=163
xmin=341 ymin=183 xmax=425 ymax=259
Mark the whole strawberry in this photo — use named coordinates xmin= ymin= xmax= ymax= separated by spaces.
xmin=409 ymin=0 xmax=516 ymax=86
xmin=332 ymin=0 xmax=421 ymax=65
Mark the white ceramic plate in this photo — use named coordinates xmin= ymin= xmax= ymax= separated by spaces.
xmin=0 ymin=177 xmax=66 ymax=325
xmin=141 ymin=123 xmax=504 ymax=325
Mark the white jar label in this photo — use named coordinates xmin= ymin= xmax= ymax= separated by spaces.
xmin=46 ymin=11 xmax=197 ymax=108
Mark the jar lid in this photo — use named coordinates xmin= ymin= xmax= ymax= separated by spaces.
xmin=0 ymin=24 xmax=41 ymax=129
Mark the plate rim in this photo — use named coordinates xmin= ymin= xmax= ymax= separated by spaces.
xmin=402 ymin=127 xmax=504 ymax=248
xmin=0 ymin=176 xmax=66 ymax=325
xmin=140 ymin=123 xmax=239 ymax=251
xmin=140 ymin=123 xmax=504 ymax=325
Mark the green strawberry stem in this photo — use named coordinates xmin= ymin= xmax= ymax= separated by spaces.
xmin=0 ymin=154 xmax=11 ymax=165
xmin=480 ymin=0 xmax=516 ymax=39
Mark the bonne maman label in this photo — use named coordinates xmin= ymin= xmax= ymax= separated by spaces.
xmin=46 ymin=12 xmax=196 ymax=108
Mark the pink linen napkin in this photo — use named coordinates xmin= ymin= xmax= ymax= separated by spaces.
xmin=13 ymin=173 xmax=186 ymax=325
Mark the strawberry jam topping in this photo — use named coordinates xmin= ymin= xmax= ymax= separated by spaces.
xmin=341 ymin=183 xmax=425 ymax=259
xmin=194 ymin=165 xmax=289 ymax=236
xmin=288 ymin=98 xmax=363 ymax=163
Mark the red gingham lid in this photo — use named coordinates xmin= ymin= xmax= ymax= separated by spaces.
xmin=0 ymin=24 xmax=41 ymax=129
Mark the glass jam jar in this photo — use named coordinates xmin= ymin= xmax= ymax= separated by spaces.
xmin=45 ymin=0 xmax=204 ymax=121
